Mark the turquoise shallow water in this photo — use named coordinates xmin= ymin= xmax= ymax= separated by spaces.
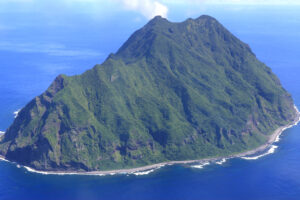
xmin=0 ymin=5 xmax=300 ymax=200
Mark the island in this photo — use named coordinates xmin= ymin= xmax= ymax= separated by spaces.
xmin=0 ymin=15 xmax=298 ymax=173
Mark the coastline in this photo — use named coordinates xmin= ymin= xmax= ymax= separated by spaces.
xmin=1 ymin=106 xmax=299 ymax=176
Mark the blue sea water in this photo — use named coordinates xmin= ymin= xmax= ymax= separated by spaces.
xmin=1 ymin=4 xmax=300 ymax=200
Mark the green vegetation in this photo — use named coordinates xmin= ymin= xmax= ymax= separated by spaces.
xmin=0 ymin=15 xmax=297 ymax=171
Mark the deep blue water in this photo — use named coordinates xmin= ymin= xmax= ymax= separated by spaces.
xmin=1 ymin=5 xmax=300 ymax=200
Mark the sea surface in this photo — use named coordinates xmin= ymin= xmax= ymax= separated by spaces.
xmin=1 ymin=5 xmax=300 ymax=200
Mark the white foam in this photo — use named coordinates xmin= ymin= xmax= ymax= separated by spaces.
xmin=295 ymin=105 xmax=300 ymax=114
xmin=24 ymin=166 xmax=52 ymax=175
xmin=0 ymin=131 xmax=5 ymax=135
xmin=131 ymin=164 xmax=164 ymax=176
xmin=275 ymin=108 xmax=300 ymax=143
xmin=270 ymin=106 xmax=299 ymax=144
xmin=215 ymin=158 xmax=226 ymax=165
xmin=274 ymin=134 xmax=281 ymax=142
xmin=191 ymin=162 xmax=210 ymax=169
xmin=22 ymin=166 xmax=106 ymax=176
xmin=241 ymin=145 xmax=278 ymax=160
xmin=294 ymin=105 xmax=300 ymax=126
xmin=0 ymin=156 xmax=8 ymax=162
xmin=13 ymin=109 xmax=21 ymax=118
xmin=132 ymin=169 xmax=155 ymax=176
xmin=22 ymin=164 xmax=161 ymax=176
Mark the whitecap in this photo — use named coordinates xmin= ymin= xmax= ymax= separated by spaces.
xmin=241 ymin=145 xmax=278 ymax=160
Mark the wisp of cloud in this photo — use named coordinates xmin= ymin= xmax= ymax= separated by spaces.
xmin=118 ymin=0 xmax=168 ymax=19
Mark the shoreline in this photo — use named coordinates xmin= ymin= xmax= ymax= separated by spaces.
xmin=1 ymin=106 xmax=299 ymax=176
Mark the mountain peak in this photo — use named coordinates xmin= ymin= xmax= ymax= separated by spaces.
xmin=147 ymin=15 xmax=217 ymax=27
xmin=116 ymin=15 xmax=250 ymax=63
xmin=196 ymin=15 xmax=217 ymax=21
xmin=144 ymin=15 xmax=170 ymax=28
xmin=150 ymin=15 xmax=166 ymax=21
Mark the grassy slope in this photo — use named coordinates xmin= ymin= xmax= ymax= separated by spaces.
xmin=0 ymin=15 xmax=296 ymax=171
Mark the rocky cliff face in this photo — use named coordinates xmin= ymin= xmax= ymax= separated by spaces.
xmin=0 ymin=15 xmax=297 ymax=171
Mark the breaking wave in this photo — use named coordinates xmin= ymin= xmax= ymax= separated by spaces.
xmin=191 ymin=162 xmax=210 ymax=169
xmin=215 ymin=158 xmax=226 ymax=165
xmin=241 ymin=145 xmax=278 ymax=160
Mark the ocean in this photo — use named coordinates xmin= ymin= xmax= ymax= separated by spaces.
xmin=1 ymin=4 xmax=300 ymax=200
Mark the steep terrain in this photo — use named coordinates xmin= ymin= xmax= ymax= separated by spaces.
xmin=0 ymin=15 xmax=297 ymax=171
